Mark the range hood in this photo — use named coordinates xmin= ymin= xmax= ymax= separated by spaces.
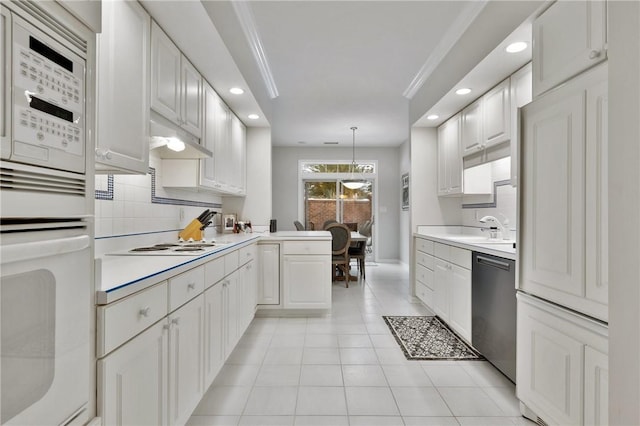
xmin=149 ymin=111 xmax=212 ymax=159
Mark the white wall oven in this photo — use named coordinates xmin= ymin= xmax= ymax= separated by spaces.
xmin=0 ymin=2 xmax=94 ymax=424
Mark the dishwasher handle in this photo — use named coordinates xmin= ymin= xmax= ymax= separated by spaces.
xmin=475 ymin=254 xmax=511 ymax=271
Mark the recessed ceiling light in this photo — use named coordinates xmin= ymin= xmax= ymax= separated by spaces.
xmin=506 ymin=41 xmax=528 ymax=53
xmin=427 ymin=114 xmax=439 ymax=120
xmin=229 ymin=87 xmax=244 ymax=95
xmin=248 ymin=114 xmax=260 ymax=120
xmin=456 ymin=88 xmax=471 ymax=95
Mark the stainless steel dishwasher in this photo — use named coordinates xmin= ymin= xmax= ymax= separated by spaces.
xmin=472 ymin=252 xmax=516 ymax=383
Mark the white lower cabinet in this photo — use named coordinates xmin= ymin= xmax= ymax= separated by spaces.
xmin=98 ymin=243 xmax=259 ymax=425
xmin=98 ymin=321 xmax=168 ymax=426
xmin=168 ymin=295 xmax=205 ymax=426
xmin=517 ymin=292 xmax=608 ymax=426
xmin=203 ymin=281 xmax=224 ymax=389
xmin=282 ymin=241 xmax=331 ymax=309
xmin=258 ymin=243 xmax=280 ymax=305
xmin=429 ymin=242 xmax=471 ymax=342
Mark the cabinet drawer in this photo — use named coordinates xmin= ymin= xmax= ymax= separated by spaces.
xmin=415 ymin=251 xmax=434 ymax=270
xmin=283 ymin=240 xmax=330 ymax=255
xmin=239 ymin=244 xmax=257 ymax=266
xmin=415 ymin=238 xmax=434 ymax=255
xmin=224 ymin=250 xmax=239 ymax=274
xmin=416 ymin=282 xmax=433 ymax=308
xmin=98 ymin=281 xmax=168 ymax=356
xmin=434 ymin=242 xmax=449 ymax=260
xmin=205 ymin=256 xmax=225 ymax=289
xmin=169 ymin=265 xmax=205 ymax=312
xmin=415 ymin=264 xmax=433 ymax=289
xmin=449 ymin=246 xmax=471 ymax=269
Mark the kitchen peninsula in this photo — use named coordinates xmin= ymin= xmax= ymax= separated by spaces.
xmin=95 ymin=230 xmax=331 ymax=424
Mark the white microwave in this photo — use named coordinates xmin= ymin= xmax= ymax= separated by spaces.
xmin=1 ymin=9 xmax=86 ymax=174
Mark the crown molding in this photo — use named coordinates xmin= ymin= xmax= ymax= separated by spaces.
xmin=232 ymin=0 xmax=279 ymax=99
xmin=403 ymin=1 xmax=488 ymax=99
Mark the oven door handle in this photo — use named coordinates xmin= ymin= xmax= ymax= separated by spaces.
xmin=0 ymin=235 xmax=90 ymax=264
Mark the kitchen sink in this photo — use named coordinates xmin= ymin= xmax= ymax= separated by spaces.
xmin=440 ymin=235 xmax=514 ymax=244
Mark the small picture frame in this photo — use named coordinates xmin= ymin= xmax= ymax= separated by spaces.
xmin=401 ymin=173 xmax=409 ymax=211
xmin=223 ymin=214 xmax=236 ymax=233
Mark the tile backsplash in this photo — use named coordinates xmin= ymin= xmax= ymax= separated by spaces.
xmin=95 ymin=152 xmax=222 ymax=238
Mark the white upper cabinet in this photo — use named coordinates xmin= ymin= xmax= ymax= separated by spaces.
xmin=482 ymin=78 xmax=511 ymax=148
xmin=461 ymin=98 xmax=483 ymax=156
xmin=532 ymin=0 xmax=607 ymax=97
xmin=200 ymin=81 xmax=222 ymax=190
xmin=229 ymin=113 xmax=247 ymax=194
xmin=95 ymin=0 xmax=150 ymax=174
xmin=151 ymin=21 xmax=202 ymax=138
xmin=461 ymin=78 xmax=511 ymax=159
xmin=181 ymin=58 xmax=202 ymax=137
xmin=437 ymin=113 xmax=463 ymax=196
xmin=520 ymin=63 xmax=608 ymax=322
xmin=150 ymin=20 xmax=181 ymax=125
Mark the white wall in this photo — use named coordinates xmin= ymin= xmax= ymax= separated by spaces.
xmin=399 ymin=140 xmax=411 ymax=266
xmin=223 ymin=127 xmax=272 ymax=231
xmin=609 ymin=2 xmax=640 ymax=424
xmin=272 ymin=146 xmax=400 ymax=262
xmin=409 ymin=127 xmax=462 ymax=230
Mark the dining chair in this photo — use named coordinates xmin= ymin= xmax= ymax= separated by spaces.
xmin=322 ymin=219 xmax=338 ymax=229
xmin=326 ymin=223 xmax=352 ymax=287
xmin=348 ymin=220 xmax=371 ymax=280
xmin=294 ymin=220 xmax=305 ymax=231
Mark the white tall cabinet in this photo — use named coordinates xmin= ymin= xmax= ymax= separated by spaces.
xmin=95 ymin=0 xmax=150 ymax=174
xmin=509 ymin=63 xmax=532 ymax=186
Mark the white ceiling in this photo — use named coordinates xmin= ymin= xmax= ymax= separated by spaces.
xmin=144 ymin=1 xmax=538 ymax=148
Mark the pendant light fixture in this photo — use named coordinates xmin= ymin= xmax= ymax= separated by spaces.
xmin=342 ymin=126 xmax=366 ymax=190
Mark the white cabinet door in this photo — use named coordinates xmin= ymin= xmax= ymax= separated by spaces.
xmin=181 ymin=57 xmax=202 ymax=138
xmin=223 ymin=271 xmax=240 ymax=359
xmin=585 ymin=75 xmax=608 ymax=308
xmin=96 ymin=0 xmax=150 ymax=174
xmin=98 ymin=321 xmax=168 ymax=426
xmin=437 ymin=113 xmax=462 ymax=196
xmin=482 ymin=78 xmax=511 ymax=148
xmin=510 ymin=62 xmax=532 ymax=187
xmin=200 ymin=82 xmax=220 ymax=190
xmin=151 ymin=21 xmax=181 ymax=125
xmin=520 ymin=83 xmax=585 ymax=301
xmin=168 ymin=295 xmax=204 ymax=426
xmin=461 ymin=98 xmax=483 ymax=157
xmin=449 ymin=263 xmax=471 ymax=342
xmin=584 ymin=346 xmax=608 ymax=426
xmin=214 ymin=98 xmax=231 ymax=187
xmin=283 ymin=255 xmax=331 ymax=309
xmin=533 ymin=0 xmax=607 ymax=97
xmin=521 ymin=63 xmax=607 ymax=321
xmin=229 ymin=113 xmax=247 ymax=194
xmin=238 ymin=260 xmax=257 ymax=335
xmin=432 ymin=258 xmax=449 ymax=321
xmin=0 ymin=7 xmax=7 ymax=151
xmin=203 ymin=281 xmax=224 ymax=389
xmin=258 ymin=244 xmax=280 ymax=305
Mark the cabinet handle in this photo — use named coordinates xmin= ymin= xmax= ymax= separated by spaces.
xmin=589 ymin=50 xmax=601 ymax=59
xmin=171 ymin=317 xmax=180 ymax=325
xmin=139 ymin=306 xmax=150 ymax=317
xmin=187 ymin=283 xmax=196 ymax=290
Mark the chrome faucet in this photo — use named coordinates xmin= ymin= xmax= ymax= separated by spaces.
xmin=479 ymin=215 xmax=510 ymax=240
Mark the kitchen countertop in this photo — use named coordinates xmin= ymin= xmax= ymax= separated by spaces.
xmin=414 ymin=226 xmax=516 ymax=261
xmin=96 ymin=231 xmax=332 ymax=305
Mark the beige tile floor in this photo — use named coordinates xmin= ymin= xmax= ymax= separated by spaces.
xmin=188 ymin=263 xmax=534 ymax=426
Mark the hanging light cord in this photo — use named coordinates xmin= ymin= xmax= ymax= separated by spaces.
xmin=351 ymin=126 xmax=358 ymax=172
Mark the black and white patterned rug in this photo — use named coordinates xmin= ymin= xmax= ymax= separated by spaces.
xmin=383 ymin=316 xmax=482 ymax=361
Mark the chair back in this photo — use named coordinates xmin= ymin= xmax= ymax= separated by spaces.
xmin=294 ymin=220 xmax=305 ymax=231
xmin=322 ymin=219 xmax=338 ymax=229
xmin=326 ymin=223 xmax=351 ymax=255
